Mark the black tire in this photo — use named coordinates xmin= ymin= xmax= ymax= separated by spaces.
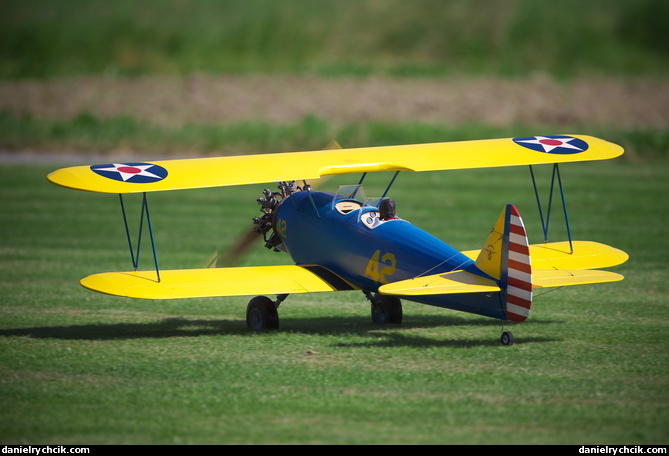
xmin=501 ymin=331 xmax=514 ymax=346
xmin=371 ymin=293 xmax=403 ymax=324
xmin=246 ymin=296 xmax=279 ymax=330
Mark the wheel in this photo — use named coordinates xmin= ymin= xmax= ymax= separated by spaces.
xmin=371 ymin=293 xmax=403 ymax=324
xmin=246 ymin=296 xmax=279 ymax=330
xmin=501 ymin=331 xmax=514 ymax=346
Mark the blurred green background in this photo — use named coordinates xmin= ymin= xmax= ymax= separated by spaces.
xmin=1 ymin=0 xmax=668 ymax=158
xmin=1 ymin=0 xmax=668 ymax=78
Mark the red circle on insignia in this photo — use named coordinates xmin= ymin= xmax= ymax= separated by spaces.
xmin=539 ymin=139 xmax=563 ymax=146
xmin=117 ymin=166 xmax=142 ymax=174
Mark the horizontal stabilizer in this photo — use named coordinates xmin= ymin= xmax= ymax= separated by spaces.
xmin=379 ymin=270 xmax=500 ymax=297
xmin=81 ymin=265 xmax=355 ymax=300
xmin=532 ymin=269 xmax=624 ymax=289
xmin=463 ymin=240 xmax=628 ymax=271
xmin=379 ymin=268 xmax=622 ymax=297
xmin=378 ymin=267 xmax=623 ymax=298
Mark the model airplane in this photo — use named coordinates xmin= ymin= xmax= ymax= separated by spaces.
xmin=48 ymin=135 xmax=628 ymax=345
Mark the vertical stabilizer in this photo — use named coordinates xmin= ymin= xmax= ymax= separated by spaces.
xmin=476 ymin=204 xmax=533 ymax=322
xmin=475 ymin=206 xmax=507 ymax=280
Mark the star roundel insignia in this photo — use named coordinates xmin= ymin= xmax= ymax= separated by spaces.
xmin=513 ymin=135 xmax=589 ymax=155
xmin=90 ymin=162 xmax=168 ymax=183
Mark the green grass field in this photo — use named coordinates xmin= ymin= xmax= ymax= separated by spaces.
xmin=1 ymin=160 xmax=667 ymax=444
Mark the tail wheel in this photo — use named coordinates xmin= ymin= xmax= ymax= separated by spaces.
xmin=246 ymin=296 xmax=279 ymax=330
xmin=501 ymin=331 xmax=514 ymax=346
xmin=371 ymin=293 xmax=403 ymax=324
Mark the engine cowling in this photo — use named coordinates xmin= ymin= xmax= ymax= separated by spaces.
xmin=252 ymin=181 xmax=302 ymax=251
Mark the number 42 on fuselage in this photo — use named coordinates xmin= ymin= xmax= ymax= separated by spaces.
xmin=47 ymin=135 xmax=629 ymax=345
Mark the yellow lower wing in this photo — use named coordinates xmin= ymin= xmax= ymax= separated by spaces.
xmin=81 ymin=265 xmax=356 ymax=300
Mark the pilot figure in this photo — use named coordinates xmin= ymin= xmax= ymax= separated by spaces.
xmin=379 ymin=198 xmax=399 ymax=220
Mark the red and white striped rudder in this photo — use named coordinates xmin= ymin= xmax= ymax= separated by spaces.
xmin=474 ymin=204 xmax=534 ymax=322
xmin=504 ymin=205 xmax=533 ymax=322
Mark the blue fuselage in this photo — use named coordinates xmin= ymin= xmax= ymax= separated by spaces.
xmin=274 ymin=190 xmax=504 ymax=319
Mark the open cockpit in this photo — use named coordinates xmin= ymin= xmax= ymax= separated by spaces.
xmin=332 ymin=184 xmax=400 ymax=229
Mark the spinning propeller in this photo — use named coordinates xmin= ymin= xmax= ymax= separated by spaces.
xmin=207 ymin=142 xmax=340 ymax=268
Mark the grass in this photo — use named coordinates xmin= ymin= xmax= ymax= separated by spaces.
xmin=1 ymin=160 xmax=667 ymax=444
xmin=1 ymin=0 xmax=668 ymax=78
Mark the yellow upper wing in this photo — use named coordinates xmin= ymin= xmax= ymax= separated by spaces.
xmin=47 ymin=135 xmax=623 ymax=194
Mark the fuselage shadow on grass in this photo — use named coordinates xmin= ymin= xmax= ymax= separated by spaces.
xmin=0 ymin=313 xmax=561 ymax=346
xmin=284 ymin=314 xmax=559 ymax=347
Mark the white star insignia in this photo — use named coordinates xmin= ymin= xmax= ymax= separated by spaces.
xmin=95 ymin=164 xmax=162 ymax=182
xmin=516 ymin=136 xmax=585 ymax=153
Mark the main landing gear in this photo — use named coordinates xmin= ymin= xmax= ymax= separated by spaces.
xmin=245 ymin=292 xmax=404 ymax=330
xmin=245 ymin=295 xmax=287 ymax=330
xmin=365 ymin=291 xmax=403 ymax=324
xmin=245 ymin=293 xmax=515 ymax=346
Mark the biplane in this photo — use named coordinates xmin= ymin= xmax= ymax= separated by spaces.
xmin=47 ymin=135 xmax=628 ymax=345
